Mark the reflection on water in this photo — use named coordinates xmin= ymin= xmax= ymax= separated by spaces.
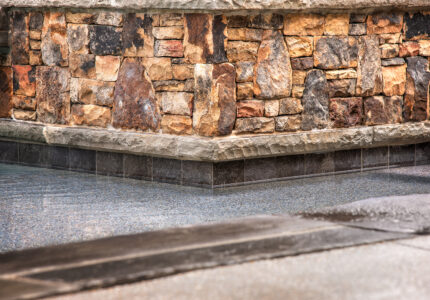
xmin=1 ymin=163 xmax=430 ymax=252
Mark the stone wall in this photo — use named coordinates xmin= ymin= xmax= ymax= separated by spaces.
xmin=1 ymin=10 xmax=430 ymax=138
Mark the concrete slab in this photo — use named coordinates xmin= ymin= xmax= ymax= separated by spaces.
xmin=396 ymin=236 xmax=430 ymax=251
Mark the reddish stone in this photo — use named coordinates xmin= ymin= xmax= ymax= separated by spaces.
xmin=154 ymin=40 xmax=184 ymax=57
xmin=122 ymin=13 xmax=154 ymax=57
xmin=12 ymin=65 xmax=36 ymax=97
xmin=364 ymin=96 xmax=403 ymax=125
xmin=404 ymin=56 xmax=430 ymax=121
xmin=41 ymin=12 xmax=68 ymax=66
xmin=12 ymin=95 xmax=36 ymax=110
xmin=291 ymin=57 xmax=314 ymax=70
xmin=399 ymin=41 xmax=420 ymax=57
xmin=328 ymin=79 xmax=356 ymax=98
xmin=69 ymin=54 xmax=96 ymax=79
xmin=0 ymin=67 xmax=12 ymax=118
xmin=329 ymin=97 xmax=363 ymax=128
xmin=11 ymin=11 xmax=29 ymax=65
xmin=237 ymin=100 xmax=264 ymax=118
xmin=112 ymin=58 xmax=161 ymax=131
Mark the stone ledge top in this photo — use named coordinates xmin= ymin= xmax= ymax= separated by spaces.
xmin=1 ymin=119 xmax=430 ymax=161
xmin=1 ymin=0 xmax=429 ymax=12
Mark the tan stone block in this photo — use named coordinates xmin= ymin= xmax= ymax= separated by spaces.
xmin=69 ymin=54 xmax=96 ymax=79
xmin=275 ymin=115 xmax=302 ymax=132
xmin=237 ymin=82 xmax=254 ymax=100
xmin=155 ymin=40 xmax=184 ymax=57
xmin=67 ymin=24 xmax=89 ymax=54
xmin=29 ymin=30 xmax=41 ymax=40
xmin=153 ymin=80 xmax=186 ymax=92
xmin=227 ymin=28 xmax=263 ymax=41
xmin=380 ymin=44 xmax=399 ymax=58
xmin=172 ymin=64 xmax=194 ymax=80
xmin=279 ymin=98 xmax=303 ymax=115
xmin=419 ymin=40 xmax=430 ymax=56
xmin=70 ymin=78 xmax=79 ymax=103
xmin=95 ymin=56 xmax=120 ymax=82
xmin=235 ymin=62 xmax=254 ymax=82
xmin=399 ymin=41 xmax=420 ymax=57
xmin=382 ymin=65 xmax=406 ymax=96
xmin=30 ymin=40 xmax=41 ymax=50
xmin=65 ymin=12 xmax=96 ymax=24
xmin=95 ymin=12 xmax=123 ymax=26
xmin=12 ymin=95 xmax=36 ymax=110
xmin=235 ymin=117 xmax=275 ymax=134
xmin=226 ymin=41 xmax=259 ymax=62
xmin=153 ymin=26 xmax=184 ymax=40
xmin=285 ymin=36 xmax=313 ymax=58
xmin=78 ymin=79 xmax=115 ymax=107
xmin=367 ymin=13 xmax=403 ymax=34
xmin=29 ymin=51 xmax=42 ymax=65
xmin=325 ymin=69 xmax=357 ymax=80
xmin=264 ymin=100 xmax=279 ymax=117
xmin=292 ymin=70 xmax=307 ymax=85
xmin=142 ymin=57 xmax=173 ymax=81
xmin=237 ymin=100 xmax=264 ymax=117
xmin=283 ymin=14 xmax=324 ymax=36
xmin=292 ymin=85 xmax=304 ymax=98
xmin=71 ymin=104 xmax=111 ymax=127
xmin=159 ymin=92 xmax=193 ymax=116
xmin=324 ymin=14 xmax=349 ymax=36
xmin=151 ymin=15 xmax=160 ymax=26
xmin=160 ymin=14 xmax=183 ymax=27
xmin=13 ymin=109 xmax=36 ymax=121
xmin=161 ymin=115 xmax=192 ymax=135
xmin=378 ymin=33 xmax=401 ymax=44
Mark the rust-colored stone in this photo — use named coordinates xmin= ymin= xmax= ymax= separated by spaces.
xmin=11 ymin=11 xmax=29 ymax=65
xmin=237 ymin=82 xmax=254 ymax=100
xmin=95 ymin=12 xmax=123 ymax=26
xmin=237 ymin=100 xmax=264 ymax=118
xmin=29 ymin=40 xmax=41 ymax=50
xmin=77 ymin=79 xmax=115 ymax=107
xmin=69 ymin=54 xmax=96 ymax=79
xmin=142 ymin=57 xmax=172 ymax=81
xmin=12 ymin=95 xmax=36 ymax=110
xmin=122 ymin=13 xmax=154 ymax=57
xmin=364 ymin=96 xmax=403 ymax=125
xmin=154 ymin=40 xmax=184 ymax=57
xmin=226 ymin=41 xmax=259 ymax=62
xmin=248 ymin=14 xmax=283 ymax=29
xmin=12 ymin=65 xmax=36 ymax=97
xmin=0 ymin=67 xmax=12 ymax=118
xmin=65 ymin=12 xmax=96 ymax=24
xmin=329 ymin=97 xmax=363 ymax=128
xmin=227 ymin=28 xmax=263 ymax=41
xmin=399 ymin=41 xmax=420 ymax=57
xmin=324 ymin=14 xmax=349 ymax=36
xmin=419 ymin=40 xmax=430 ymax=56
xmin=235 ymin=62 xmax=254 ymax=82
xmin=160 ymin=14 xmax=183 ymax=27
xmin=161 ymin=115 xmax=193 ymax=135
xmin=404 ymin=56 xmax=430 ymax=121
xmin=235 ymin=117 xmax=275 ymax=134
xmin=29 ymin=30 xmax=41 ymax=40
xmin=367 ymin=13 xmax=403 ymax=34
xmin=382 ymin=65 xmax=406 ymax=96
xmin=71 ymin=104 xmax=111 ymax=127
xmin=172 ymin=64 xmax=194 ymax=80
xmin=380 ymin=44 xmax=399 ymax=58
xmin=292 ymin=70 xmax=307 ymax=85
xmin=328 ymin=79 xmax=356 ymax=97
xmin=284 ymin=14 xmax=324 ymax=36
xmin=285 ymin=36 xmax=313 ymax=58
xmin=356 ymin=36 xmax=383 ymax=96
xmin=41 ymin=12 xmax=68 ymax=67
xmin=378 ymin=33 xmax=401 ymax=44
xmin=29 ymin=51 xmax=42 ymax=65
xmin=153 ymin=26 xmax=184 ymax=40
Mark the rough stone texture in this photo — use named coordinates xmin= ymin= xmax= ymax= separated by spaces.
xmin=404 ymin=12 xmax=430 ymax=40
xmin=142 ymin=57 xmax=172 ymax=81
xmin=275 ymin=115 xmax=302 ymax=132
xmin=29 ymin=30 xmax=42 ymax=40
xmin=279 ymin=97 xmax=303 ymax=115
xmin=184 ymin=14 xmax=227 ymax=64
xmin=419 ymin=40 xmax=430 ymax=56
xmin=235 ymin=117 xmax=274 ymax=134
xmin=356 ymin=36 xmax=383 ymax=96
xmin=155 ymin=40 xmax=183 ymax=57
xmin=95 ymin=12 xmax=123 ymax=26
xmin=159 ymin=13 xmax=183 ymax=26
xmin=284 ymin=14 xmax=324 ymax=36
xmin=13 ymin=109 xmax=36 ymax=120
xmin=193 ymin=63 xmax=236 ymax=136
xmin=96 ymin=56 xmax=120 ymax=81
xmin=404 ymin=56 xmax=430 ymax=122
xmin=153 ymin=26 xmax=184 ymax=40
xmin=227 ymin=28 xmax=262 ymax=41
xmin=292 ymin=70 xmax=306 ymax=85
xmin=235 ymin=62 xmax=254 ymax=82
xmin=382 ymin=65 xmax=406 ymax=96
xmin=161 ymin=115 xmax=193 ymax=135
xmin=77 ymin=79 xmax=115 ymax=107
xmin=367 ymin=13 xmax=403 ymax=34
xmin=291 ymin=57 xmax=313 ymax=70
xmin=285 ymin=36 xmax=313 ymax=58
xmin=41 ymin=12 xmax=68 ymax=67
xmin=349 ymin=23 xmax=366 ymax=36
xmin=113 ymin=58 xmax=161 ymax=131
xmin=237 ymin=82 xmax=253 ymax=100
xmin=172 ymin=64 xmax=194 ymax=80
xmin=29 ymin=51 xmax=42 ymax=65
xmin=67 ymin=24 xmax=89 ymax=55
xmin=329 ymin=97 xmax=363 ymax=128
xmin=29 ymin=12 xmax=43 ymax=30
xmin=36 ymin=66 xmax=70 ymax=124
xmin=11 ymin=11 xmax=29 ymax=65
xmin=12 ymin=95 xmax=36 ymax=110
xmin=314 ymin=37 xmax=358 ymax=70
xmin=30 ymin=40 xmax=41 ymax=50
xmin=65 ymin=12 xmax=95 ymax=24
xmin=325 ymin=69 xmax=357 ymax=80
xmin=237 ymin=100 xmax=264 ymax=118
xmin=248 ymin=14 xmax=283 ymax=29
xmin=153 ymin=80 xmax=190 ymax=92
xmin=364 ymin=96 xmax=403 ymax=125
xmin=254 ymin=30 xmax=292 ymax=99
xmin=159 ymin=92 xmax=193 ymax=116
xmin=399 ymin=41 xmax=420 ymax=57
xmin=328 ymin=79 xmax=356 ymax=97
xmin=89 ymin=25 xmax=122 ymax=56
xmin=226 ymin=41 xmax=259 ymax=63
xmin=292 ymin=85 xmax=304 ymax=98
xmin=69 ymin=53 xmax=96 ymax=78
xmin=301 ymin=69 xmax=329 ymax=130
xmin=324 ymin=14 xmax=349 ymax=36
xmin=381 ymin=58 xmax=405 ymax=66
xmin=378 ymin=33 xmax=401 ymax=44
xmin=0 ymin=67 xmax=12 ymax=118
xmin=71 ymin=104 xmax=111 ymax=127
xmin=12 ymin=65 xmax=36 ymax=97
xmin=380 ymin=44 xmax=399 ymax=59
xmin=264 ymin=100 xmax=279 ymax=117
xmin=122 ymin=13 xmax=154 ymax=58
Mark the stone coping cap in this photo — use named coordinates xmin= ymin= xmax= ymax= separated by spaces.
xmin=1 ymin=0 xmax=429 ymax=12
xmin=1 ymin=119 xmax=430 ymax=161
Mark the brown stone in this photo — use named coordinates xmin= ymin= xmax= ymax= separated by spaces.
xmin=29 ymin=40 xmax=41 ymax=50
xmin=159 ymin=92 xmax=193 ymax=116
xmin=378 ymin=33 xmax=401 ymax=44
xmin=153 ymin=26 xmax=184 ymax=40
xmin=153 ymin=80 xmax=186 ymax=92
xmin=0 ymin=66 xmax=12 ymax=118
xmin=248 ymin=14 xmax=283 ymax=29
xmin=364 ymin=96 xmax=403 ymax=125
xmin=41 ymin=12 xmax=68 ymax=67
xmin=29 ymin=12 xmax=43 ymax=30
xmin=404 ymin=56 xmax=430 ymax=121
xmin=154 ymin=40 xmax=184 ymax=57
xmin=419 ymin=40 xmax=430 ymax=56
xmin=67 ymin=24 xmax=89 ymax=54
xmin=385 ymin=96 xmax=403 ymax=124
xmin=382 ymin=65 xmax=406 ymax=96
xmin=399 ymin=41 xmax=420 ymax=57
xmin=349 ymin=23 xmax=366 ymax=36
xmin=329 ymin=97 xmax=363 ymax=128
xmin=264 ymin=100 xmax=279 ymax=117
xmin=95 ymin=12 xmax=123 ymax=26
xmin=382 ymin=58 xmax=406 ymax=66
xmin=380 ymin=44 xmax=399 ymax=58
xmin=325 ymin=69 xmax=357 ymax=80
xmin=11 ymin=11 xmax=29 ymax=65
xmin=142 ymin=57 xmax=173 ymax=81
xmin=65 ymin=12 xmax=96 ymax=24
xmin=291 ymin=57 xmax=314 ymax=70
xmin=12 ymin=95 xmax=36 ymax=110
xmin=237 ymin=82 xmax=254 ymax=100
xmin=71 ymin=104 xmax=111 ymax=127
xmin=324 ymin=14 xmax=349 ymax=36
xmin=292 ymin=70 xmax=307 ymax=85
xmin=227 ymin=28 xmax=263 ymax=41
xmin=13 ymin=109 xmax=36 ymax=121
xmin=193 ymin=63 xmax=236 ymax=136
xmin=367 ymin=13 xmax=403 ymax=34
xmin=172 ymin=64 xmax=194 ymax=80
xmin=69 ymin=54 xmax=96 ymax=79
xmin=29 ymin=51 xmax=42 ymax=65
xmin=284 ymin=14 xmax=324 ymax=36
xmin=122 ymin=13 xmax=154 ymax=57
xmin=113 ymin=58 xmax=161 ymax=131
xmin=292 ymin=85 xmax=305 ymax=98
xmin=237 ymin=100 xmax=264 ymax=117
xmin=77 ymin=79 xmax=115 ymax=107
xmin=227 ymin=16 xmax=249 ymax=28
xmin=96 ymin=56 xmax=120 ymax=81
xmin=235 ymin=117 xmax=275 ymax=134
xmin=184 ymin=14 xmax=227 ymax=64
xmin=161 ymin=115 xmax=193 ymax=135
xmin=36 ymin=66 xmax=70 ymax=124
xmin=254 ymin=30 xmax=292 ymax=99
xmin=29 ymin=30 xmax=42 ymax=40
xmin=314 ymin=37 xmax=358 ymax=69
xmin=226 ymin=41 xmax=259 ymax=62
xmin=275 ymin=115 xmax=302 ymax=132
xmin=350 ymin=14 xmax=367 ymax=23
xmin=356 ymin=36 xmax=383 ymax=96
xmin=89 ymin=25 xmax=122 ymax=56
xmin=328 ymin=79 xmax=356 ymax=97
xmin=12 ymin=65 xmax=36 ymax=97
xmin=279 ymin=97 xmax=303 ymax=115
xmin=285 ymin=36 xmax=313 ymax=58
xmin=235 ymin=62 xmax=254 ymax=82
xmin=160 ymin=14 xmax=183 ymax=27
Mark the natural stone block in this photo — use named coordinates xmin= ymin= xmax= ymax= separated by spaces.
xmin=70 ymin=77 xmax=79 ymax=103
xmin=367 ymin=13 xmax=403 ymax=34
xmin=122 ymin=13 xmax=154 ymax=57
xmin=160 ymin=14 xmax=183 ymax=27
xmin=161 ymin=115 xmax=193 ymax=135
xmin=29 ymin=51 xmax=42 ymax=65
xmin=77 ymin=78 xmax=115 ymax=106
xmin=12 ymin=65 xmax=36 ymax=96
xmin=349 ymin=23 xmax=366 ymax=36
xmin=155 ymin=40 xmax=184 ymax=57
xmin=382 ymin=65 xmax=406 ymax=96
xmin=69 ymin=53 xmax=96 ymax=79
xmin=279 ymin=97 xmax=303 ymax=115
xmin=153 ymin=26 xmax=184 ymax=40
xmin=71 ymin=104 xmax=111 ymax=127
xmin=89 ymin=25 xmax=122 ymax=56
xmin=254 ymin=30 xmax=292 ymax=99
xmin=153 ymin=80 xmax=190 ymax=92
xmin=65 ymin=12 xmax=96 ymax=24
xmin=301 ymin=69 xmax=329 ymax=130
xmin=29 ymin=12 xmax=43 ymax=30
xmin=399 ymin=41 xmax=420 ymax=57
xmin=364 ymin=95 xmax=402 ymax=125
xmin=29 ymin=30 xmax=42 ymax=40
xmin=36 ymin=66 xmax=70 ymax=124
xmin=159 ymin=92 xmax=193 ymax=116
xmin=285 ymin=36 xmax=313 ymax=58
xmin=227 ymin=28 xmax=262 ymax=41
xmin=356 ymin=36 xmax=383 ymax=96
xmin=404 ymin=12 xmax=430 ymax=40
xmin=237 ymin=100 xmax=264 ymax=117
xmin=184 ymin=14 xmax=227 ymax=64
xmin=329 ymin=97 xmax=363 ymax=128
xmin=350 ymin=14 xmax=367 ymax=23
xmin=41 ymin=12 xmax=68 ymax=66
xmin=142 ymin=57 xmax=172 ymax=81
xmin=172 ymin=64 xmax=194 ymax=80
xmin=264 ymin=100 xmax=279 ymax=117
xmin=292 ymin=85 xmax=304 ymax=98
xmin=95 ymin=12 xmax=123 ymax=26
xmin=380 ymin=44 xmax=399 ymax=58
xmin=13 ymin=109 xmax=36 ymax=121
xmin=30 ymin=40 xmax=41 ymax=50
xmin=404 ymin=56 xmax=430 ymax=121
xmin=237 ymin=82 xmax=253 ymax=100
xmin=96 ymin=56 xmax=120 ymax=81
xmin=324 ymin=14 xmax=349 ymax=36
xmin=67 ymin=24 xmax=89 ymax=54
xmin=248 ymin=14 xmax=283 ymax=29
xmin=0 ymin=66 xmax=12 ymax=118
xmin=291 ymin=57 xmax=313 ymax=70
xmin=275 ymin=115 xmax=302 ymax=132
xmin=381 ymin=58 xmax=405 ymax=66
xmin=378 ymin=33 xmax=401 ymax=44
xmin=11 ymin=11 xmax=29 ymax=65
xmin=284 ymin=14 xmax=324 ymax=36
xmin=235 ymin=117 xmax=275 ymax=134
xmin=314 ymin=37 xmax=358 ymax=69
xmin=292 ymin=70 xmax=307 ymax=85
xmin=328 ymin=79 xmax=356 ymax=97
xmin=325 ymin=69 xmax=357 ymax=80
xmin=419 ymin=40 xmax=430 ymax=56
xmin=12 ymin=95 xmax=36 ymax=110
xmin=226 ymin=41 xmax=259 ymax=62
xmin=235 ymin=62 xmax=254 ymax=82
xmin=193 ymin=63 xmax=236 ymax=136
xmin=227 ymin=16 xmax=248 ymax=28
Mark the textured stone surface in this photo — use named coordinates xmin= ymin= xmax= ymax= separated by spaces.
xmin=382 ymin=65 xmax=406 ymax=96
xmin=330 ymin=97 xmax=363 ymax=128
xmin=264 ymin=100 xmax=279 ymax=117
xmin=292 ymin=70 xmax=306 ymax=85
xmin=71 ymin=104 xmax=111 ymax=127
xmin=235 ymin=117 xmax=274 ymax=134
xmin=161 ymin=115 xmax=193 ymax=135
xmin=77 ymin=79 xmax=115 ymax=107
xmin=12 ymin=65 xmax=36 ymax=97
xmin=314 ymin=37 xmax=357 ymax=70
xmin=193 ymin=63 xmax=236 ymax=136
xmin=142 ymin=57 xmax=172 ymax=81
xmin=95 ymin=56 xmax=120 ymax=81
xmin=380 ymin=44 xmax=399 ymax=59
xmin=69 ymin=54 xmax=96 ymax=78
xmin=12 ymin=109 xmax=36 ymax=120
xmin=234 ymin=62 xmax=254 ymax=83
xmin=399 ymin=41 xmax=420 ymax=57
xmin=419 ymin=40 xmax=430 ymax=56
xmin=404 ymin=12 xmax=430 ymax=40
xmin=29 ymin=12 xmax=43 ymax=30
xmin=324 ymin=14 xmax=349 ymax=36
xmin=89 ymin=25 xmax=122 ymax=56
xmin=349 ymin=23 xmax=366 ymax=36
xmin=153 ymin=26 xmax=184 ymax=40
xmin=227 ymin=28 xmax=262 ymax=41
xmin=12 ymin=95 xmax=36 ymax=110
xmin=254 ymin=30 xmax=292 ymax=99
xmin=29 ymin=51 xmax=42 ymax=65
xmin=159 ymin=14 xmax=182 ymax=26
xmin=291 ymin=57 xmax=313 ymax=70
xmin=237 ymin=82 xmax=253 ymax=100
xmin=95 ymin=12 xmax=123 ymax=26
xmin=328 ymin=79 xmax=356 ymax=97
xmin=279 ymin=98 xmax=303 ymax=115
xmin=404 ymin=56 xmax=430 ymax=122
xmin=30 ymin=40 xmax=41 ymax=50
xmin=154 ymin=40 xmax=183 ymax=57
xmin=364 ymin=96 xmax=403 ymax=125
xmin=237 ymin=100 xmax=264 ymax=118
xmin=248 ymin=14 xmax=283 ymax=29
xmin=113 ymin=58 xmax=160 ymax=131
xmin=325 ymin=69 xmax=357 ymax=80
xmin=301 ymin=69 xmax=329 ymax=130
xmin=65 ymin=12 xmax=95 ymax=24
xmin=0 ymin=67 xmax=12 ymax=118
xmin=67 ymin=24 xmax=89 ymax=55
xmin=381 ymin=58 xmax=405 ymax=66
xmin=378 ymin=33 xmax=401 ymax=44
xmin=41 ymin=12 xmax=68 ymax=66
xmin=122 ymin=13 xmax=154 ymax=57
xmin=284 ymin=14 xmax=324 ymax=36
xmin=275 ymin=115 xmax=302 ymax=132
xmin=159 ymin=92 xmax=193 ymax=116
xmin=356 ymin=36 xmax=383 ymax=96
xmin=226 ymin=41 xmax=259 ymax=62
xmin=30 ymin=30 xmax=42 ymax=40
xmin=36 ymin=66 xmax=70 ymax=124
xmin=172 ymin=64 xmax=193 ymax=80
xmin=285 ymin=36 xmax=313 ymax=58
xmin=367 ymin=13 xmax=403 ymax=34
xmin=11 ymin=11 xmax=29 ymax=65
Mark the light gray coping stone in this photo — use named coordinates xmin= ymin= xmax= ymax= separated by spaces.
xmin=0 ymin=0 xmax=429 ymax=12
xmin=1 ymin=119 xmax=430 ymax=161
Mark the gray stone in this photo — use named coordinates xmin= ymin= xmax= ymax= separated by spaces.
xmin=301 ymin=70 xmax=329 ymax=130
xmin=356 ymin=36 xmax=383 ymax=96
xmin=235 ymin=117 xmax=275 ymax=134
xmin=381 ymin=57 xmax=405 ymax=66
xmin=314 ymin=37 xmax=358 ymax=70
xmin=279 ymin=97 xmax=303 ymax=115
xmin=348 ymin=23 xmax=366 ymax=35
xmin=89 ymin=25 xmax=122 ymax=56
xmin=328 ymin=79 xmax=356 ymax=97
xmin=275 ymin=115 xmax=302 ymax=132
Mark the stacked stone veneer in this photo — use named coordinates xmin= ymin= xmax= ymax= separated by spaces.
xmin=1 ymin=10 xmax=430 ymax=137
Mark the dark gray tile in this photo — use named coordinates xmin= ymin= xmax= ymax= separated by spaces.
xmin=182 ymin=160 xmax=213 ymax=187
xmin=213 ymin=160 xmax=244 ymax=186
xmin=0 ymin=140 xmax=18 ymax=163
xmin=244 ymin=157 xmax=277 ymax=182
xmin=415 ymin=142 xmax=430 ymax=165
xmin=153 ymin=157 xmax=182 ymax=184
xmin=389 ymin=145 xmax=415 ymax=167
xmin=47 ymin=146 xmax=69 ymax=170
xmin=362 ymin=147 xmax=388 ymax=169
xmin=304 ymin=153 xmax=334 ymax=175
xmin=0 ymin=279 xmax=58 ymax=300
xmin=276 ymin=155 xmax=305 ymax=178
xmin=123 ymin=154 xmax=152 ymax=181
xmin=334 ymin=149 xmax=361 ymax=172
xmin=96 ymin=151 xmax=124 ymax=177
xmin=18 ymin=143 xmax=48 ymax=166
xmin=69 ymin=148 xmax=96 ymax=173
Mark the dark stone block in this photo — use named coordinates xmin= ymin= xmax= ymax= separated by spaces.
xmin=362 ymin=147 xmax=388 ymax=169
xmin=0 ymin=140 xmax=18 ymax=163
xmin=46 ymin=146 xmax=69 ymax=170
xmin=291 ymin=57 xmax=314 ymax=70
xmin=89 ymin=25 xmax=122 ymax=55
xmin=69 ymin=148 xmax=96 ymax=173
xmin=123 ymin=154 xmax=152 ymax=181
xmin=0 ymin=67 xmax=12 ymax=118
xmin=11 ymin=11 xmax=29 ymax=65
xmin=244 ymin=157 xmax=277 ymax=182
xmin=416 ymin=142 xmax=430 ymax=165
xmin=404 ymin=12 xmax=430 ymax=40
xmin=29 ymin=12 xmax=43 ymax=30
xmin=304 ymin=153 xmax=334 ymax=175
xmin=213 ymin=160 xmax=244 ymax=186
xmin=182 ymin=160 xmax=213 ymax=187
xmin=276 ymin=155 xmax=305 ymax=178
xmin=389 ymin=145 xmax=415 ymax=167
xmin=247 ymin=14 xmax=283 ymax=29
xmin=18 ymin=143 xmax=47 ymax=166
xmin=334 ymin=149 xmax=361 ymax=172
xmin=96 ymin=151 xmax=123 ymax=177
xmin=153 ymin=157 xmax=181 ymax=184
